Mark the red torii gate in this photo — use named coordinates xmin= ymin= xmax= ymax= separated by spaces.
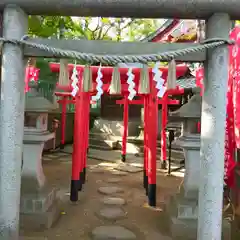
xmin=49 ymin=63 xmax=188 ymax=206
xmin=50 ymin=63 xmax=188 ymax=161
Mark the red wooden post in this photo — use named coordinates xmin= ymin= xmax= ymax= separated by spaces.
xmin=121 ymin=95 xmax=129 ymax=162
xmin=160 ymin=94 xmax=168 ymax=169
xmin=70 ymin=91 xmax=83 ymax=201
xmin=147 ymin=79 xmax=158 ymax=207
xmin=143 ymin=95 xmax=149 ymax=195
xmin=60 ymin=96 xmax=67 ymax=149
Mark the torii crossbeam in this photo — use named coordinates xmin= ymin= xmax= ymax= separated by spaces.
xmin=0 ymin=0 xmax=238 ymax=19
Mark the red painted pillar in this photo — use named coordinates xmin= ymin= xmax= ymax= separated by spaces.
xmin=70 ymin=91 xmax=83 ymax=201
xmin=121 ymin=95 xmax=129 ymax=162
xmin=147 ymin=82 xmax=158 ymax=207
xmin=60 ymin=96 xmax=67 ymax=149
xmin=143 ymin=95 xmax=149 ymax=195
xmin=161 ymin=94 xmax=168 ymax=169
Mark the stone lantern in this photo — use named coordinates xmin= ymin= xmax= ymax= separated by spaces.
xmin=20 ymin=82 xmax=60 ymax=230
xmin=166 ymin=92 xmax=202 ymax=239
xmin=165 ymin=91 xmax=230 ymax=239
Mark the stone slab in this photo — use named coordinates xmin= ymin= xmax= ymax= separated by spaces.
xmin=101 ymin=197 xmax=126 ymax=206
xmin=97 ymin=207 xmax=126 ymax=221
xmin=98 ymin=186 xmax=124 ymax=195
xmin=92 ymin=225 xmax=136 ymax=240
xmin=20 ymin=199 xmax=61 ymax=231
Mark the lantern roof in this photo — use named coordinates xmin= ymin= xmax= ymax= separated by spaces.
xmin=169 ymin=92 xmax=201 ymax=120
xmin=25 ymin=82 xmax=56 ymax=112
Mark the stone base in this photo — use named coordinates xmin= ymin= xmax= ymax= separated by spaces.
xmin=20 ymin=199 xmax=61 ymax=231
xmin=165 ymin=195 xmax=231 ymax=240
xmin=20 ymin=188 xmax=57 ymax=214
xmin=169 ymin=217 xmax=231 ymax=240
xmin=20 ymin=188 xmax=61 ymax=231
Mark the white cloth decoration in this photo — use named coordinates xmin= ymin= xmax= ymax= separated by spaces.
xmin=71 ymin=62 xmax=79 ymax=97
xmin=127 ymin=67 xmax=136 ymax=100
xmin=152 ymin=62 xmax=166 ymax=98
xmin=92 ymin=66 xmax=103 ymax=101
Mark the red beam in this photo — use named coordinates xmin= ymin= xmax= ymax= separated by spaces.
xmin=116 ymin=99 xmax=179 ymax=105
xmin=58 ymin=99 xmax=96 ymax=105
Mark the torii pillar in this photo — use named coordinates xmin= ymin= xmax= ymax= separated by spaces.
xmin=197 ymin=13 xmax=230 ymax=240
xmin=0 ymin=6 xmax=27 ymax=239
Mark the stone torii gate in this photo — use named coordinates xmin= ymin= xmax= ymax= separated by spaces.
xmin=0 ymin=1 xmax=233 ymax=240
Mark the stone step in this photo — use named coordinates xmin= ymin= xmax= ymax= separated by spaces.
xmin=89 ymin=144 xmax=113 ymax=151
xmin=89 ymin=138 xmax=118 ymax=150
xmin=89 ymin=130 xmax=112 ymax=139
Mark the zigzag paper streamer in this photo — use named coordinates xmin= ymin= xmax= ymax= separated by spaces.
xmin=152 ymin=62 xmax=166 ymax=98
xmin=127 ymin=67 xmax=136 ymax=100
xmin=92 ymin=67 xmax=103 ymax=101
xmin=71 ymin=62 xmax=79 ymax=97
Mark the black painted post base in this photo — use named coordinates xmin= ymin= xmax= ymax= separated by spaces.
xmin=70 ymin=180 xmax=79 ymax=202
xmin=145 ymin=183 xmax=148 ymax=196
xmin=121 ymin=154 xmax=126 ymax=162
xmin=78 ymin=171 xmax=84 ymax=190
xmin=143 ymin=170 xmax=148 ymax=188
xmin=78 ymin=178 xmax=83 ymax=191
xmin=59 ymin=143 xmax=65 ymax=150
xmin=160 ymin=160 xmax=167 ymax=170
xmin=143 ymin=170 xmax=148 ymax=196
xmin=148 ymin=184 xmax=156 ymax=207
xmin=82 ymin=167 xmax=86 ymax=184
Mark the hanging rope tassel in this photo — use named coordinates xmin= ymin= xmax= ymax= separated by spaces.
xmin=92 ymin=66 xmax=103 ymax=101
xmin=71 ymin=61 xmax=79 ymax=97
xmin=138 ymin=64 xmax=150 ymax=94
xmin=82 ymin=65 xmax=93 ymax=92
xmin=59 ymin=59 xmax=69 ymax=86
xmin=127 ymin=67 xmax=136 ymax=100
xmin=109 ymin=66 xmax=121 ymax=94
xmin=152 ymin=62 xmax=166 ymax=98
xmin=166 ymin=59 xmax=177 ymax=90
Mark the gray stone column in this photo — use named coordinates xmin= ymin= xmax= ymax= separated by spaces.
xmin=0 ymin=5 xmax=28 ymax=239
xmin=197 ymin=13 xmax=230 ymax=240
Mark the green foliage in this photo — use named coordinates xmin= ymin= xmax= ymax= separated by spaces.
xmin=28 ymin=16 xmax=163 ymax=78
xmin=28 ymin=16 xmax=162 ymax=41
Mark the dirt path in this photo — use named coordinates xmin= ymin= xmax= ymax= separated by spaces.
xmin=21 ymin=153 xmax=182 ymax=240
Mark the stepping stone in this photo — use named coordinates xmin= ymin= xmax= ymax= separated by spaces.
xmin=106 ymin=178 xmax=121 ymax=183
xmin=101 ymin=197 xmax=126 ymax=206
xmin=90 ymin=168 xmax=105 ymax=173
xmin=98 ymin=186 xmax=124 ymax=195
xmin=114 ymin=163 xmax=143 ymax=173
xmin=89 ymin=166 xmax=106 ymax=173
xmin=111 ymin=170 xmax=128 ymax=176
xmin=97 ymin=207 xmax=126 ymax=220
xmin=92 ymin=225 xmax=136 ymax=240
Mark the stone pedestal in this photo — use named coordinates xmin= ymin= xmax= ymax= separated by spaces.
xmin=165 ymin=133 xmax=201 ymax=239
xmin=165 ymin=133 xmax=231 ymax=239
xmin=20 ymin=130 xmax=60 ymax=231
